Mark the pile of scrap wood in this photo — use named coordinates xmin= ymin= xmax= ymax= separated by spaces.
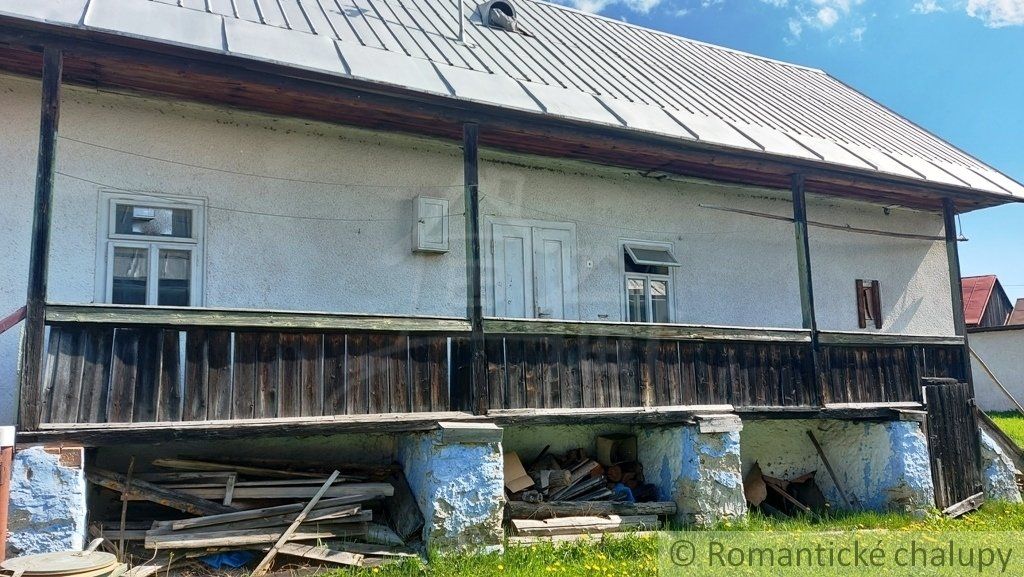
xmin=503 ymin=435 xmax=676 ymax=539
xmin=85 ymin=457 xmax=421 ymax=575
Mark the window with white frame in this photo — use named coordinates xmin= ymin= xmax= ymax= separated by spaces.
xmin=622 ymin=242 xmax=679 ymax=323
xmin=99 ymin=193 xmax=205 ymax=306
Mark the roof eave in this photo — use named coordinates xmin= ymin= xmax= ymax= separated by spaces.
xmin=0 ymin=17 xmax=1019 ymax=213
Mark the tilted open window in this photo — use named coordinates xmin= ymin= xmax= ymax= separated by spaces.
xmin=623 ymin=242 xmax=679 ymax=324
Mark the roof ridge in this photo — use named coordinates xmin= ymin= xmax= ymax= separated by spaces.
xmin=531 ymin=0 xmax=826 ymax=74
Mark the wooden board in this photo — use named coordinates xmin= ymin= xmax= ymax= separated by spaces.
xmin=511 ymin=515 xmax=659 ymax=536
xmin=506 ymin=501 xmax=676 ymax=520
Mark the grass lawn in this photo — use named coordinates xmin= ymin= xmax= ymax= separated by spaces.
xmin=324 ymin=503 xmax=1024 ymax=577
xmin=988 ymin=411 xmax=1024 ymax=449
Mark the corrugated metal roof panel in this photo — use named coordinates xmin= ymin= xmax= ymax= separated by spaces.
xmin=1 ymin=0 xmax=1020 ymax=200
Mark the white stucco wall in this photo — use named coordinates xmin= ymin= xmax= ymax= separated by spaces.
xmin=0 ymin=73 xmax=955 ymax=424
xmin=970 ymin=328 xmax=1024 ymax=412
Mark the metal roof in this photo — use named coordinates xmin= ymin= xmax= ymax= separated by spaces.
xmin=3 ymin=0 xmax=1022 ymax=199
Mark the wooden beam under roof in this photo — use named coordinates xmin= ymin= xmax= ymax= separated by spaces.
xmin=0 ymin=22 xmax=1017 ymax=213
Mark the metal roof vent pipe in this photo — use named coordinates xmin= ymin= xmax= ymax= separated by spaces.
xmin=481 ymin=1 xmax=526 ymax=35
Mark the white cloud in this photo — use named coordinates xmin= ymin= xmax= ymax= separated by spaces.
xmin=758 ymin=0 xmax=867 ymax=42
xmin=911 ymin=0 xmax=1024 ymax=26
xmin=967 ymin=0 xmax=1024 ymax=26
xmin=912 ymin=0 xmax=946 ymax=13
xmin=815 ymin=5 xmax=840 ymax=26
xmin=559 ymin=0 xmax=664 ymax=13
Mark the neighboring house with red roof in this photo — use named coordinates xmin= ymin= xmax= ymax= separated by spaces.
xmin=962 ymin=275 xmax=1013 ymax=329
xmin=1008 ymin=299 xmax=1024 ymax=326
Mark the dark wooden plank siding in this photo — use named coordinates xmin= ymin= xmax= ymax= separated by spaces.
xmin=36 ymin=321 xmax=966 ymax=424
xmin=78 ymin=327 xmax=114 ymax=423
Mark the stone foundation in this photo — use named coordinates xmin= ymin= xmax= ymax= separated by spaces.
xmin=7 ymin=446 xmax=87 ymax=556
xmin=397 ymin=423 xmax=504 ymax=551
xmin=637 ymin=418 xmax=746 ymax=526
xmin=742 ymin=419 xmax=934 ymax=514
xmin=979 ymin=429 xmax=1023 ymax=503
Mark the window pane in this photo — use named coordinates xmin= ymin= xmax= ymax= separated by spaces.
xmin=158 ymin=249 xmax=191 ymax=306
xmin=112 ymin=247 xmax=148 ymax=305
xmin=115 ymin=204 xmax=192 ymax=238
xmin=651 ymin=279 xmax=670 ymax=323
xmin=626 ymin=278 xmax=647 ymax=322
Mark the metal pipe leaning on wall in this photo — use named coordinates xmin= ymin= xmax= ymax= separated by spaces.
xmin=1 ymin=425 xmax=14 ymax=562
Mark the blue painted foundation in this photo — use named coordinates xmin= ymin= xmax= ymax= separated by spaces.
xmin=7 ymin=446 xmax=87 ymax=556
xmin=397 ymin=430 xmax=504 ymax=550
xmin=638 ymin=422 xmax=747 ymax=526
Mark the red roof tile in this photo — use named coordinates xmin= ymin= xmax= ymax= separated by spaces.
xmin=962 ymin=275 xmax=998 ymax=327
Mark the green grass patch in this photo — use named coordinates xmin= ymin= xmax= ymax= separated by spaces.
xmin=988 ymin=411 xmax=1024 ymax=449
xmin=324 ymin=504 xmax=1024 ymax=577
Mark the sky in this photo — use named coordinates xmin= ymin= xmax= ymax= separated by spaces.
xmin=551 ymin=0 xmax=1024 ymax=300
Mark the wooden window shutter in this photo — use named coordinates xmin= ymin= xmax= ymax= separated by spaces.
xmin=855 ymin=279 xmax=867 ymax=329
xmin=870 ymin=280 xmax=882 ymax=329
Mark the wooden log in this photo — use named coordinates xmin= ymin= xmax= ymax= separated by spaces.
xmin=506 ymin=501 xmax=677 ymax=520
xmin=169 ymin=495 xmax=371 ymax=531
xmin=806 ymin=430 xmax=854 ymax=508
xmin=145 ymin=525 xmax=367 ymax=549
xmin=19 ymin=46 xmax=62 ymax=431
xmin=511 ymin=515 xmax=659 ymax=536
xmin=86 ymin=468 xmax=234 ymax=516
xmin=251 ymin=471 xmax=340 ymax=577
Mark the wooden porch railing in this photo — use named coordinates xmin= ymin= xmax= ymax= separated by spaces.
xmin=36 ymin=304 xmax=470 ymax=426
xmin=27 ymin=305 xmax=970 ymax=430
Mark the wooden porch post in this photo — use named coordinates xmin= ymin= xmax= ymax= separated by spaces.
xmin=791 ymin=174 xmax=823 ymax=404
xmin=463 ymin=123 xmax=487 ymax=415
xmin=942 ymin=198 xmax=974 ymax=390
xmin=18 ymin=47 xmax=63 ymax=430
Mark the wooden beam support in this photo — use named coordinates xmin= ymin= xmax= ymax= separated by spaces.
xmin=942 ymin=198 xmax=976 ymax=394
xmin=791 ymin=174 xmax=823 ymax=406
xmin=43 ymin=303 xmax=471 ymax=333
xmin=483 ymin=318 xmax=810 ymax=342
xmin=943 ymin=198 xmax=967 ymax=338
xmin=463 ymin=122 xmax=487 ymax=415
xmin=18 ymin=46 xmax=62 ymax=431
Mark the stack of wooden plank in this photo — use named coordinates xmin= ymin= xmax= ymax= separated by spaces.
xmin=86 ymin=457 xmax=422 ymax=574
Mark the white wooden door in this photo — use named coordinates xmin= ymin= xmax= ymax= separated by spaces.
xmin=492 ymin=223 xmax=534 ymax=318
xmin=490 ymin=221 xmax=576 ymax=319
xmin=532 ymin=227 xmax=576 ymax=319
